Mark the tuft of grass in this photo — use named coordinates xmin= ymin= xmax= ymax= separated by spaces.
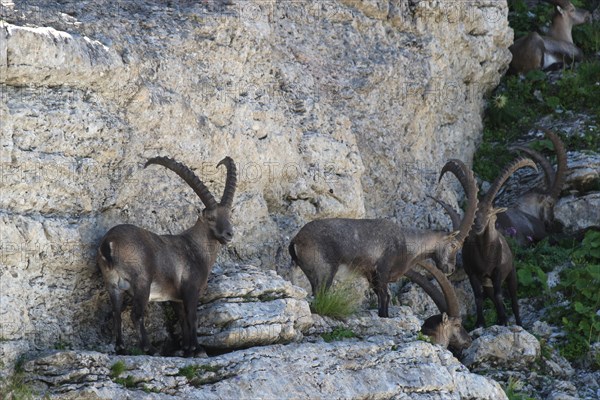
xmin=321 ymin=327 xmax=356 ymax=343
xmin=114 ymin=375 xmax=137 ymax=388
xmin=504 ymin=377 xmax=535 ymax=400
xmin=310 ymin=278 xmax=362 ymax=319
xmin=177 ymin=364 xmax=222 ymax=387
xmin=110 ymin=361 xmax=127 ymax=378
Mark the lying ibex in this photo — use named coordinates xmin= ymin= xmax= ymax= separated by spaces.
xmin=463 ymin=157 xmax=537 ymax=327
xmin=406 ymin=261 xmax=472 ymax=350
xmin=97 ymin=156 xmax=237 ymax=356
xmin=496 ymin=130 xmax=567 ymax=245
xmin=509 ymin=0 xmax=591 ymax=74
xmin=289 ymin=159 xmax=478 ymax=318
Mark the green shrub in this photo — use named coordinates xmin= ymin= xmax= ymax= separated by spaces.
xmin=511 ymin=238 xmax=572 ymax=298
xmin=550 ymin=230 xmax=600 ymax=360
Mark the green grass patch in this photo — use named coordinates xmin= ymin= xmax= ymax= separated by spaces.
xmin=321 ymin=327 xmax=357 ymax=343
xmin=114 ymin=375 xmax=137 ymax=388
xmin=310 ymin=279 xmax=362 ymax=319
xmin=504 ymin=377 xmax=536 ymax=400
xmin=177 ymin=364 xmax=222 ymax=387
xmin=110 ymin=360 xmax=127 ymax=378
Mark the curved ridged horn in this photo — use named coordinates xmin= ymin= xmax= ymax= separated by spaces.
xmin=217 ymin=156 xmax=237 ymax=208
xmin=543 ymin=130 xmax=567 ymax=202
xmin=510 ymin=145 xmax=554 ymax=191
xmin=438 ymin=159 xmax=478 ymax=244
xmin=145 ymin=156 xmax=218 ymax=209
xmin=414 ymin=261 xmax=460 ymax=317
xmin=405 ymin=268 xmax=448 ymax=312
xmin=427 ymin=195 xmax=460 ymax=231
xmin=480 ymin=156 xmax=538 ymax=215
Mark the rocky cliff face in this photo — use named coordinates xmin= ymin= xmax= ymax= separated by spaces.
xmin=0 ymin=0 xmax=511 ymax=366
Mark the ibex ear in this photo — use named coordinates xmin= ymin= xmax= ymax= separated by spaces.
xmin=492 ymin=207 xmax=508 ymax=216
xmin=446 ymin=231 xmax=460 ymax=240
xmin=442 ymin=312 xmax=449 ymax=324
xmin=556 ymin=5 xmax=564 ymax=15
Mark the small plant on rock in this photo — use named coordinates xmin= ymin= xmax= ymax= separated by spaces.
xmin=321 ymin=327 xmax=357 ymax=343
xmin=311 ymin=276 xmax=362 ymax=319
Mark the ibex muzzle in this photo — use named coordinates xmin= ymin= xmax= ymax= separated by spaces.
xmin=97 ymin=156 xmax=237 ymax=356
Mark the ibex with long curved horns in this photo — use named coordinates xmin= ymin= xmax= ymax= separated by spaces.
xmin=509 ymin=0 xmax=591 ymax=74
xmin=406 ymin=261 xmax=472 ymax=350
xmin=97 ymin=156 xmax=237 ymax=356
xmin=463 ymin=157 xmax=537 ymax=327
xmin=496 ymin=130 xmax=567 ymax=245
xmin=289 ymin=159 xmax=478 ymax=318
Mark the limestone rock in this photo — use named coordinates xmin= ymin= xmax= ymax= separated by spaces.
xmin=462 ymin=325 xmax=540 ymax=370
xmin=18 ymin=341 xmax=507 ymax=399
xmin=196 ymin=264 xmax=312 ymax=349
xmin=555 ymin=192 xmax=600 ymax=232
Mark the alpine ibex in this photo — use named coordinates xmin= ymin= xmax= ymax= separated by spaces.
xmin=289 ymin=159 xmax=478 ymax=318
xmin=463 ymin=157 xmax=537 ymax=327
xmin=509 ymin=0 xmax=591 ymax=74
xmin=406 ymin=261 xmax=472 ymax=350
xmin=97 ymin=156 xmax=237 ymax=356
xmin=496 ymin=130 xmax=567 ymax=245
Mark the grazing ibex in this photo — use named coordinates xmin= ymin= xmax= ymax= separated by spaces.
xmin=406 ymin=261 xmax=472 ymax=350
xmin=509 ymin=0 xmax=591 ymax=74
xmin=496 ymin=130 xmax=567 ymax=245
xmin=463 ymin=157 xmax=537 ymax=327
xmin=289 ymin=159 xmax=478 ymax=318
xmin=97 ymin=156 xmax=237 ymax=356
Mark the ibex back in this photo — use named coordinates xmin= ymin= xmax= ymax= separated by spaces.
xmin=97 ymin=156 xmax=237 ymax=356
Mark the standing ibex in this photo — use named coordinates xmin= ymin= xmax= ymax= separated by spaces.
xmin=496 ymin=130 xmax=567 ymax=245
xmin=97 ymin=156 xmax=237 ymax=356
xmin=509 ymin=0 xmax=591 ymax=74
xmin=289 ymin=159 xmax=478 ymax=318
xmin=406 ymin=261 xmax=472 ymax=350
xmin=463 ymin=157 xmax=537 ymax=327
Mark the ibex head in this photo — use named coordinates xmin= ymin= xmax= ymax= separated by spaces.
xmin=145 ymin=156 xmax=237 ymax=244
xmin=545 ymin=0 xmax=591 ymax=24
xmin=475 ymin=157 xmax=538 ymax=235
xmin=435 ymin=159 xmax=479 ymax=273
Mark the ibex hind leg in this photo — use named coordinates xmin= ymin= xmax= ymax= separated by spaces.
xmin=507 ymin=268 xmax=522 ymax=326
xmin=129 ymin=284 xmax=156 ymax=355
xmin=468 ymin=274 xmax=486 ymax=328
xmin=107 ymin=288 xmax=126 ymax=354
xmin=490 ymin=274 xmax=509 ymax=326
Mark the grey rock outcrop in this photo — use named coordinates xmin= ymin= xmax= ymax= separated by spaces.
xmin=196 ymin=264 xmax=312 ymax=350
xmin=17 ymin=341 xmax=507 ymax=399
xmin=555 ymin=192 xmax=600 ymax=232
xmin=462 ymin=325 xmax=540 ymax=370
